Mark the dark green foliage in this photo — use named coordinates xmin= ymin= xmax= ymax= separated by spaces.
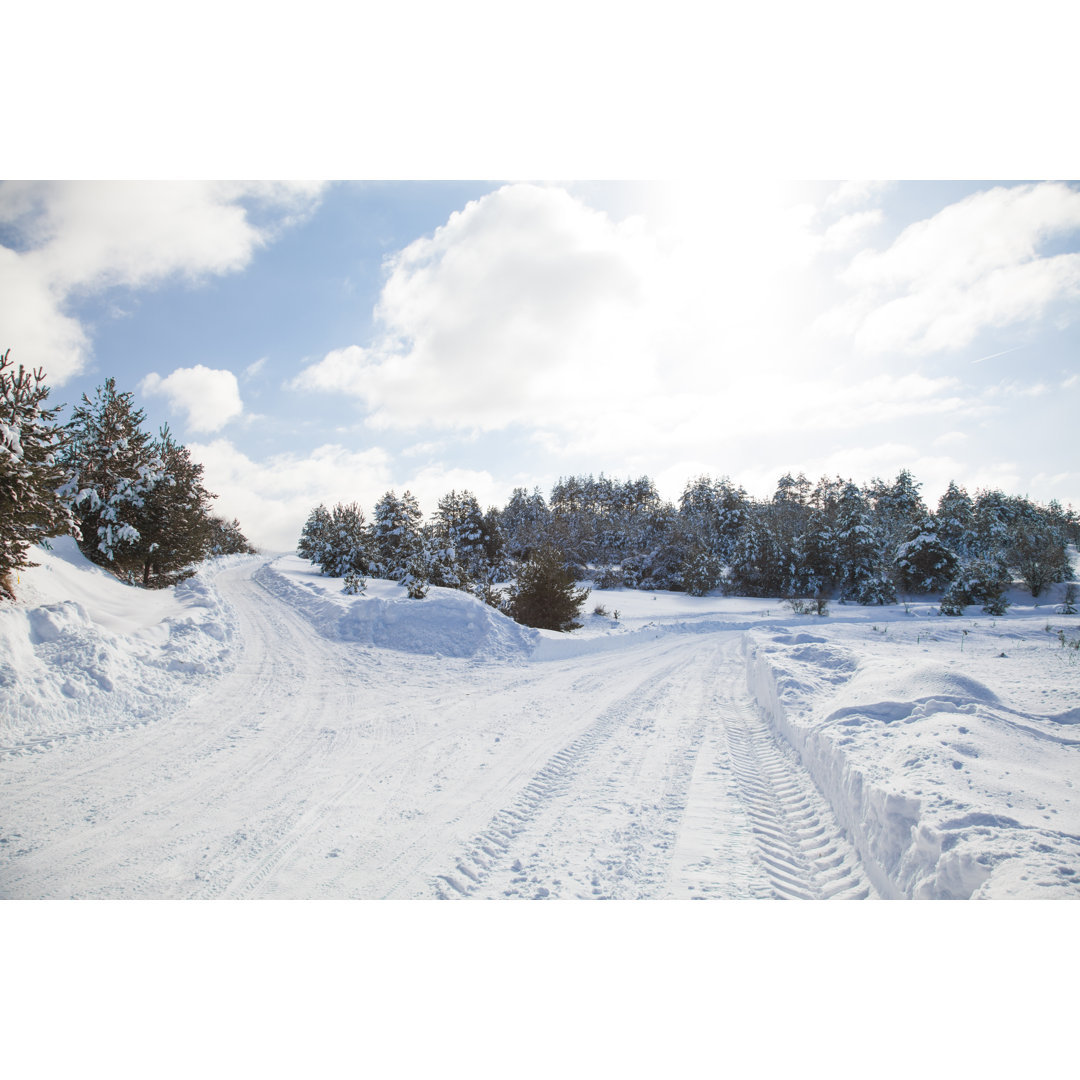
xmin=297 ymin=501 xmax=371 ymax=578
xmin=942 ymin=559 xmax=1012 ymax=615
xmin=372 ymin=489 xmax=424 ymax=581
xmin=298 ymin=504 xmax=332 ymax=562
xmin=125 ymin=426 xmax=218 ymax=587
xmin=681 ymin=546 xmax=725 ymax=596
xmin=500 ymin=486 xmax=551 ymax=562
xmin=207 ymin=516 xmax=256 ymax=556
xmin=428 ymin=489 xmax=493 ymax=585
xmin=402 ymin=552 xmax=431 ymax=599
xmin=62 ymin=377 xmax=163 ymax=573
xmin=939 ymin=590 xmax=966 ymax=616
xmin=936 ymin=481 xmax=975 ymax=557
xmin=290 ymin=468 xmax=1076 ymax=618
xmin=0 ymin=350 xmax=76 ymax=599
xmin=894 ymin=520 xmax=958 ymax=593
xmin=62 ymin=379 xmax=240 ymax=588
xmin=506 ymin=545 xmax=590 ymax=631
xmin=1009 ymin=522 xmax=1068 ymax=598
xmin=868 ymin=469 xmax=927 ymax=560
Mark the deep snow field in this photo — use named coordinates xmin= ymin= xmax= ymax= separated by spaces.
xmin=2 ymin=539 xmax=1078 ymax=899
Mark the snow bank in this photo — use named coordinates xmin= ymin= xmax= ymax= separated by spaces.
xmin=254 ymin=556 xmax=537 ymax=660
xmin=0 ymin=538 xmax=244 ymax=751
xmin=744 ymin=616 xmax=1080 ymax=898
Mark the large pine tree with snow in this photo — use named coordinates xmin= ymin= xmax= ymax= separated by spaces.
xmin=126 ymin=425 xmax=218 ymax=587
xmin=0 ymin=350 xmax=77 ymax=599
xmin=298 ymin=503 xmax=332 ymax=564
xmin=372 ymin=489 xmax=424 ymax=580
xmin=62 ymin=378 xmax=163 ymax=575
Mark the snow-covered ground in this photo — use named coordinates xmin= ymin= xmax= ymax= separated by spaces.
xmin=2 ymin=541 xmax=1078 ymax=898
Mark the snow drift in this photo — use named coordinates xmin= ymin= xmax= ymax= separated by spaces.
xmin=0 ymin=537 xmax=244 ymax=751
xmin=253 ymin=556 xmax=537 ymax=660
xmin=744 ymin=618 xmax=1080 ymax=899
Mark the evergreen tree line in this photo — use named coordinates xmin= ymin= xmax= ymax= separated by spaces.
xmin=1 ymin=350 xmax=254 ymax=599
xmin=299 ymin=468 xmax=1078 ymax=625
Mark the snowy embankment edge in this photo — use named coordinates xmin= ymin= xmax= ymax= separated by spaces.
xmin=0 ymin=548 xmax=250 ymax=753
xmin=252 ymin=559 xmax=538 ymax=660
xmin=742 ymin=633 xmax=988 ymax=900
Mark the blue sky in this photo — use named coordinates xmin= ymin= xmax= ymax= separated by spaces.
xmin=2 ymin=179 xmax=1079 ymax=550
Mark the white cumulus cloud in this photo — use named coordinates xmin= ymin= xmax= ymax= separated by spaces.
xmin=288 ymin=181 xmax=837 ymax=458
xmin=825 ymin=182 xmax=1080 ymax=355
xmin=140 ymin=365 xmax=244 ymax=432
xmin=0 ymin=181 xmax=326 ymax=384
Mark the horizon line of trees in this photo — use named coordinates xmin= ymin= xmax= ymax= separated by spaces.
xmin=299 ymin=469 xmax=1078 ymax=624
xmin=1 ymin=350 xmax=254 ymax=600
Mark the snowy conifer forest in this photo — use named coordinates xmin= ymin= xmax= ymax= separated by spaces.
xmin=3 ymin=356 xmax=1080 ymax=901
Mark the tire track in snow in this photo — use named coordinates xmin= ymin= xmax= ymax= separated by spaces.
xmin=430 ymin=707 xmax=625 ymax=898
xmin=718 ymin=665 xmax=876 ymax=900
xmin=429 ymin=640 xmax=719 ymax=900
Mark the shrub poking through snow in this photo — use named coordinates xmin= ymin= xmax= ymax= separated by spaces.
xmin=343 ymin=571 xmax=365 ymax=596
xmin=506 ymin=544 xmax=590 ymax=632
xmin=1061 ymin=583 xmax=1078 ymax=616
xmin=943 ymin=558 xmax=1012 ymax=616
xmin=787 ymin=596 xmax=830 ymax=616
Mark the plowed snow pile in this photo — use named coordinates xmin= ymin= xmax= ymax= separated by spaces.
xmin=745 ymin=606 xmax=1080 ymax=899
xmin=254 ymin=556 xmax=537 ymax=659
xmin=0 ymin=537 xmax=244 ymax=749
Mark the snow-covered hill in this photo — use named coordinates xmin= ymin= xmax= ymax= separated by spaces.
xmin=1 ymin=540 xmax=1078 ymax=898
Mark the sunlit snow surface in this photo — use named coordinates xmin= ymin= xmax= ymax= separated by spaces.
xmin=1 ymin=540 xmax=1078 ymax=899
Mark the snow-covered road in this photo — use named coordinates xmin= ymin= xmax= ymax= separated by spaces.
xmin=0 ymin=558 xmax=871 ymax=899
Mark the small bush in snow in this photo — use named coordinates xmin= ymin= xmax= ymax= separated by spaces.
xmin=506 ymin=545 xmax=590 ymax=632
xmin=1060 ymin=583 xmax=1078 ymax=616
xmin=939 ymin=590 xmax=966 ymax=616
xmin=786 ymin=597 xmax=829 ymax=616
xmin=343 ymin=572 xmax=365 ymax=596
xmin=943 ymin=559 xmax=1011 ymax=617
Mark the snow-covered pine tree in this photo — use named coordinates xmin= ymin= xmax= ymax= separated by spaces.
xmin=678 ymin=475 xmax=748 ymax=568
xmin=728 ymin=505 xmax=786 ymax=597
xmin=1008 ymin=518 xmax=1068 ymax=598
xmin=0 ymin=349 xmax=77 ymax=599
xmin=894 ymin=517 xmax=958 ymax=594
xmin=499 ymin=487 xmax=551 ymax=563
xmin=207 ymin=515 xmax=255 ymax=556
xmin=681 ymin=545 xmax=725 ymax=596
xmin=867 ymin=469 xmax=928 ymax=567
xmin=320 ymin=502 xmax=372 ymax=580
xmin=298 ymin=504 xmax=332 ymax=566
xmin=479 ymin=505 xmax=508 ymax=580
xmin=835 ymin=482 xmax=896 ymax=604
xmin=372 ymin=489 xmax=424 ymax=580
xmin=941 ymin=558 xmax=1011 ymax=615
xmin=126 ymin=426 xmax=218 ymax=587
xmin=61 ymin=378 xmax=164 ymax=577
xmin=549 ymin=475 xmax=598 ymax=568
xmin=935 ymin=481 xmax=975 ymax=559
xmin=970 ymin=488 xmax=1013 ymax=561
xmin=799 ymin=507 xmax=840 ymax=595
xmin=429 ymin=489 xmax=490 ymax=586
